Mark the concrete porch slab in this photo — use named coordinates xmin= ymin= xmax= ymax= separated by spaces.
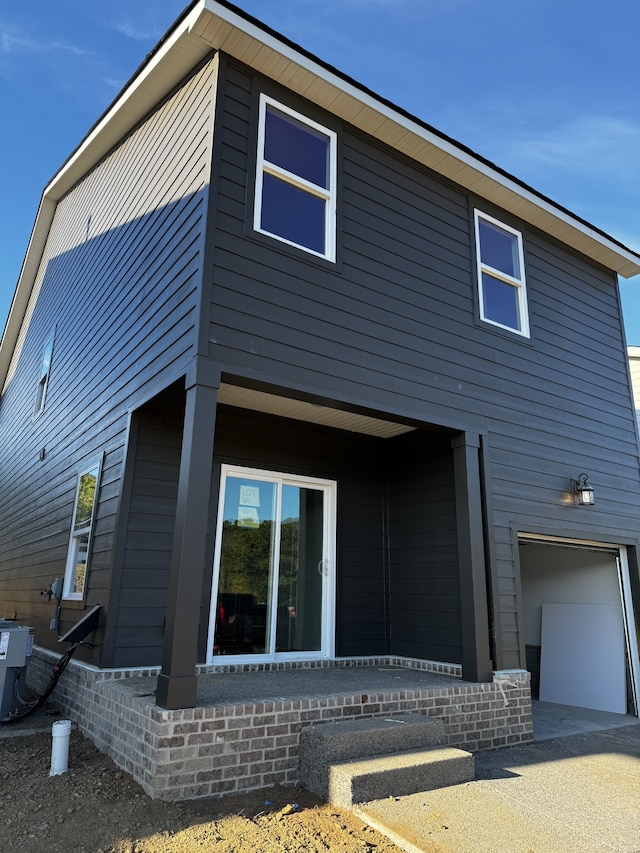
xmin=25 ymin=653 xmax=532 ymax=800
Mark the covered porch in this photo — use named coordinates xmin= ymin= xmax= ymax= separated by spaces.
xmin=123 ymin=370 xmax=497 ymax=710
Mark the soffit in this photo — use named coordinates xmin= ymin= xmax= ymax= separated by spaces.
xmin=217 ymin=383 xmax=416 ymax=438
xmin=191 ymin=2 xmax=640 ymax=279
xmin=3 ymin=1 xmax=640 ymax=391
xmin=31 ymin=0 xmax=640 ymax=278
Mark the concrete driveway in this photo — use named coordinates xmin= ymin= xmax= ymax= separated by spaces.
xmin=357 ymin=724 xmax=640 ymax=853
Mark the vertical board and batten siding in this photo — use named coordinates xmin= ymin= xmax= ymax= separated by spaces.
xmin=0 ymin=58 xmax=218 ymax=661
xmin=207 ymin=59 xmax=640 ymax=669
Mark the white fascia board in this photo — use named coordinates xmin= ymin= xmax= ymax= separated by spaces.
xmin=43 ymin=4 xmax=211 ymax=202
xmin=196 ymin=0 xmax=640 ymax=279
xmin=0 ymin=196 xmax=57 ymax=390
xmin=0 ymin=4 xmax=212 ymax=390
xmin=4 ymin=0 xmax=640 ymax=391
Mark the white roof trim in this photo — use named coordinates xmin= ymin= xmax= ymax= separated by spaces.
xmin=2 ymin=0 xmax=639 ymax=389
xmin=193 ymin=0 xmax=640 ymax=279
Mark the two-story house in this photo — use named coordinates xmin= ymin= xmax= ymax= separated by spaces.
xmin=1 ymin=0 xmax=640 ymax=798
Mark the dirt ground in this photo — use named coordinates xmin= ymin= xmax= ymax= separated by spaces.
xmin=0 ymin=727 xmax=440 ymax=853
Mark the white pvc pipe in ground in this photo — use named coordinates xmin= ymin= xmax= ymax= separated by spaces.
xmin=50 ymin=719 xmax=71 ymax=776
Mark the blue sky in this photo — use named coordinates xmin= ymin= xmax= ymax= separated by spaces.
xmin=1 ymin=0 xmax=639 ymax=342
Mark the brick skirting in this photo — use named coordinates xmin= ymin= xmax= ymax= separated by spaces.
xmin=26 ymin=650 xmax=532 ymax=801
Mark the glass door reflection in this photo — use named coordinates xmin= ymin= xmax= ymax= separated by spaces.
xmin=212 ymin=472 xmax=328 ymax=659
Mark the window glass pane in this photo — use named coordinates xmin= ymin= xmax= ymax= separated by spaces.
xmin=40 ymin=338 xmax=54 ymax=380
xmin=74 ymin=468 xmax=98 ymax=530
xmin=482 ymin=272 xmax=520 ymax=330
xmin=72 ymin=533 xmax=90 ymax=595
xmin=261 ymin=173 xmax=326 ymax=254
xmin=265 ymin=107 xmax=329 ymax=188
xmin=276 ymin=486 xmax=323 ymax=653
xmin=479 ymin=220 xmax=520 ymax=278
xmin=214 ymin=478 xmax=276 ymax=655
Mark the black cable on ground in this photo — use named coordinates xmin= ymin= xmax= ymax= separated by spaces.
xmin=2 ymin=641 xmax=82 ymax=723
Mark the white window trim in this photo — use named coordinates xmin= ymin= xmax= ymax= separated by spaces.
xmin=206 ymin=464 xmax=337 ymax=666
xmin=34 ymin=330 xmax=55 ymax=417
xmin=254 ymin=94 xmax=337 ymax=262
xmin=62 ymin=458 xmax=102 ymax=601
xmin=474 ymin=210 xmax=530 ymax=338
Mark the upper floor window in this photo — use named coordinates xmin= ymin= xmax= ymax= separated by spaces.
xmin=34 ymin=331 xmax=55 ymax=416
xmin=63 ymin=460 xmax=101 ymax=600
xmin=474 ymin=210 xmax=529 ymax=337
xmin=254 ymin=95 xmax=337 ymax=261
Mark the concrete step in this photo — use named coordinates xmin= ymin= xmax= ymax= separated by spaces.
xmin=329 ymin=746 xmax=475 ymax=808
xmin=299 ymin=714 xmax=446 ymax=800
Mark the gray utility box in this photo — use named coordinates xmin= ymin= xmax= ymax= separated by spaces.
xmin=0 ymin=621 xmax=35 ymax=721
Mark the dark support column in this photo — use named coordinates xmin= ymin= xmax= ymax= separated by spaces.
xmin=156 ymin=365 xmax=219 ymax=710
xmin=451 ymin=432 xmax=494 ymax=683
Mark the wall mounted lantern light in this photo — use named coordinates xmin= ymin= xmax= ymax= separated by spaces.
xmin=573 ymin=473 xmax=595 ymax=506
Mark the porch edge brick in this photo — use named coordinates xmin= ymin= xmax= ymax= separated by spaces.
xmin=25 ymin=650 xmax=532 ymax=801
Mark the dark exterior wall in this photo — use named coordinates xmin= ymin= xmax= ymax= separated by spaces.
xmin=387 ymin=432 xmax=460 ymax=663
xmin=0 ymin=58 xmax=218 ymax=659
xmin=107 ymin=404 xmax=461 ymax=668
xmin=2 ymin=47 xmax=638 ymax=676
xmin=206 ymin=58 xmax=640 ymax=669
xmin=208 ymin=407 xmax=461 ymax=663
xmin=106 ymin=405 xmax=184 ymax=668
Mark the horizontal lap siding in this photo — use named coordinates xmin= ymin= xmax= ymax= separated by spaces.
xmin=0 ymin=59 xmax=217 ymax=661
xmin=337 ymin=480 xmax=386 ymax=656
xmin=489 ymin=243 xmax=640 ymax=665
xmin=113 ymin=414 xmax=183 ymax=667
xmin=210 ymin=70 xmax=479 ymax=426
xmin=387 ymin=433 xmax=460 ymax=663
xmin=208 ymin=60 xmax=640 ymax=669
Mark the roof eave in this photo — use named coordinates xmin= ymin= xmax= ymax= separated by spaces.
xmin=3 ymin=0 xmax=639 ymax=391
xmin=194 ymin=0 xmax=640 ymax=278
xmin=37 ymin=0 xmax=640 ymax=279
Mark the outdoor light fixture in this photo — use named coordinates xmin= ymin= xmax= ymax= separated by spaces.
xmin=573 ymin=473 xmax=595 ymax=506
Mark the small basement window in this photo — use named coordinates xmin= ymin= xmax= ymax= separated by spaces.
xmin=63 ymin=461 xmax=101 ymax=600
xmin=254 ymin=95 xmax=337 ymax=261
xmin=474 ymin=210 xmax=530 ymax=337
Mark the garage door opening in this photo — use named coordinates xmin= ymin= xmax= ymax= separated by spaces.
xmin=519 ymin=537 xmax=639 ymax=716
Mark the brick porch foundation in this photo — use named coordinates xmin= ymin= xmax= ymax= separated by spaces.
xmin=26 ymin=650 xmax=532 ymax=801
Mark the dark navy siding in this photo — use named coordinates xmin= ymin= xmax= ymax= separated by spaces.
xmin=2 ymin=50 xmax=638 ymax=673
xmin=207 ymin=406 xmax=462 ymax=662
xmin=387 ymin=432 xmax=460 ymax=663
xmin=206 ymin=59 xmax=640 ymax=668
xmin=0 ymin=59 xmax=217 ymax=662
xmin=109 ymin=410 xmax=183 ymax=667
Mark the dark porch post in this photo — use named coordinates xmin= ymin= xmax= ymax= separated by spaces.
xmin=451 ymin=432 xmax=493 ymax=683
xmin=156 ymin=364 xmax=219 ymax=709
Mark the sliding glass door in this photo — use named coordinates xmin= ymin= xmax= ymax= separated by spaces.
xmin=207 ymin=466 xmax=335 ymax=662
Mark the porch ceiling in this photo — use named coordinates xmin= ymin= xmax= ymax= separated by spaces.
xmin=218 ymin=383 xmax=416 ymax=438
